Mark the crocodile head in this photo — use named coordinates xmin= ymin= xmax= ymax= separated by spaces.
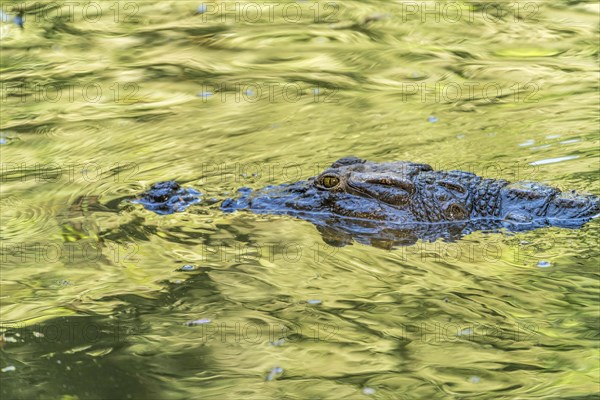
xmin=221 ymin=156 xmax=434 ymax=221
xmin=221 ymin=157 xmax=598 ymax=239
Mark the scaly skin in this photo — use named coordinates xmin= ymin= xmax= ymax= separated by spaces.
xmin=134 ymin=157 xmax=599 ymax=246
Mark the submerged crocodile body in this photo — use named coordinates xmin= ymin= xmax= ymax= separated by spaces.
xmin=134 ymin=157 xmax=599 ymax=246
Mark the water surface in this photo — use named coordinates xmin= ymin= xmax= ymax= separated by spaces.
xmin=1 ymin=1 xmax=599 ymax=399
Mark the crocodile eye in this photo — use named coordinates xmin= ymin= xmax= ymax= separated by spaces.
xmin=321 ymin=175 xmax=340 ymax=189
xmin=444 ymin=204 xmax=467 ymax=220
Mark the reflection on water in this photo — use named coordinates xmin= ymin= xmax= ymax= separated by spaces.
xmin=1 ymin=1 xmax=599 ymax=399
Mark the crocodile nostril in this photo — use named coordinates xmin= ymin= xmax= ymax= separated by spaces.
xmin=444 ymin=203 xmax=467 ymax=220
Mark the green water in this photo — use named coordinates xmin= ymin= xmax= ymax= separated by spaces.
xmin=1 ymin=1 xmax=599 ymax=399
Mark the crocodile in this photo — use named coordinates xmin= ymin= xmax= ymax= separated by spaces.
xmin=133 ymin=157 xmax=599 ymax=247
